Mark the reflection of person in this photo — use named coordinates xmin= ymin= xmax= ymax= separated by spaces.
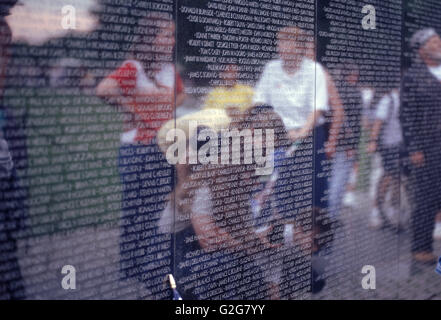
xmin=434 ymin=213 xmax=441 ymax=241
xmin=254 ymin=27 xmax=328 ymax=143
xmin=327 ymin=64 xmax=364 ymax=220
xmin=246 ymin=106 xmax=328 ymax=297
xmin=97 ymin=12 xmax=185 ymax=298
xmin=401 ymin=28 xmax=441 ymax=264
xmin=0 ymin=0 xmax=28 ymax=300
xmin=368 ymin=87 xmax=403 ymax=229
xmin=253 ymin=26 xmax=336 ymax=209
xmin=156 ymin=64 xmax=254 ymax=155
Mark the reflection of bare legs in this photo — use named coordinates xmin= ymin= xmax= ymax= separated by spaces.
xmin=385 ymin=174 xmax=402 ymax=227
xmin=433 ymin=212 xmax=441 ymax=241
xmin=373 ymin=173 xmax=402 ymax=226
xmin=370 ymin=170 xmax=403 ymax=228
xmin=370 ymin=173 xmax=389 ymax=229
xmin=376 ymin=175 xmax=390 ymax=208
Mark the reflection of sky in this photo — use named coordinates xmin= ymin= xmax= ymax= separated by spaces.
xmin=6 ymin=0 xmax=97 ymax=44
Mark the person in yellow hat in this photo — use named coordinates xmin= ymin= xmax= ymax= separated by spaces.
xmin=203 ymin=64 xmax=254 ymax=117
xmin=157 ymin=64 xmax=254 ymax=154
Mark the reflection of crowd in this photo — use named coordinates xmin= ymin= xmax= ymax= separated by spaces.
xmin=97 ymin=21 xmax=441 ymax=299
xmin=1 ymin=2 xmax=441 ymax=300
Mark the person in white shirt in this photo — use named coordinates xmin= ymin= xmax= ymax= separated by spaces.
xmin=253 ymin=27 xmax=329 ymax=142
xmin=253 ymin=26 xmax=333 ymax=210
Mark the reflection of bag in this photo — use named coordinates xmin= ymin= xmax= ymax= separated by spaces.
xmin=0 ymin=138 xmax=13 ymax=179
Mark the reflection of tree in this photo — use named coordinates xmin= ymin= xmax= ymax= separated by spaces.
xmin=3 ymin=0 xmax=139 ymax=236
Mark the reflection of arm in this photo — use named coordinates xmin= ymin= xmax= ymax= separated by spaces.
xmin=289 ymin=109 xmax=323 ymax=141
xmin=370 ymin=119 xmax=383 ymax=144
xmin=191 ymin=210 xmax=240 ymax=251
xmin=137 ymin=72 xmax=186 ymax=108
xmin=190 ymin=189 xmax=240 ymax=251
xmin=96 ymin=77 xmax=131 ymax=107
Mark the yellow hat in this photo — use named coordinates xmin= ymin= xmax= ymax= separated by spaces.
xmin=157 ymin=84 xmax=254 ymax=153
xmin=156 ymin=108 xmax=231 ymax=154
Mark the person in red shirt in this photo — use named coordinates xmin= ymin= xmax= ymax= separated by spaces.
xmin=97 ymin=14 xmax=185 ymax=145
xmin=97 ymin=11 xmax=185 ymax=299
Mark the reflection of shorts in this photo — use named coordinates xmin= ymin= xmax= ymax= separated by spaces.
xmin=379 ymin=145 xmax=400 ymax=175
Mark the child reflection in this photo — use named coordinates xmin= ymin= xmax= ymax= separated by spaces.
xmin=160 ymin=106 xmax=289 ymax=299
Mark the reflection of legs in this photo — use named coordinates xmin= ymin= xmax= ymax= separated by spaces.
xmin=375 ymin=174 xmax=390 ymax=209
xmin=371 ymin=148 xmax=400 ymax=228
xmin=410 ymin=165 xmax=437 ymax=259
xmin=375 ymin=172 xmax=404 ymax=228
xmin=328 ymin=151 xmax=353 ymax=219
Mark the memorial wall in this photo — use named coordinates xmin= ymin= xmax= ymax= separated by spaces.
xmin=0 ymin=0 xmax=441 ymax=300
